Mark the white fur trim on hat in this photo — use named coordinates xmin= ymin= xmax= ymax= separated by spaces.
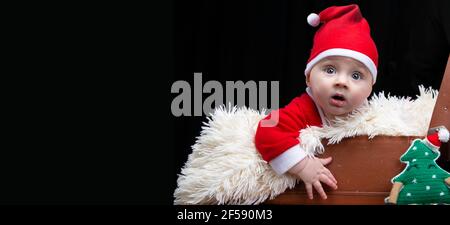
xmin=438 ymin=127 xmax=449 ymax=142
xmin=304 ymin=48 xmax=378 ymax=84
xmin=423 ymin=139 xmax=440 ymax=152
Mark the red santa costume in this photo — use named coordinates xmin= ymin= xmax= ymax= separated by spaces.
xmin=255 ymin=4 xmax=379 ymax=174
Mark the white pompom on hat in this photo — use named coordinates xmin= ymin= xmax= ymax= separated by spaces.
xmin=307 ymin=13 xmax=320 ymax=27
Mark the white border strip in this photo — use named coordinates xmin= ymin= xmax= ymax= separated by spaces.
xmin=269 ymin=145 xmax=307 ymax=175
xmin=304 ymin=48 xmax=377 ymax=84
xmin=423 ymin=140 xmax=440 ymax=152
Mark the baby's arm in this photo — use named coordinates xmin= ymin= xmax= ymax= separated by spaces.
xmin=288 ymin=156 xmax=338 ymax=199
xmin=387 ymin=182 xmax=403 ymax=204
xmin=255 ymin=95 xmax=337 ymax=199
xmin=445 ymin=177 xmax=450 ymax=186
xmin=255 ymin=95 xmax=321 ymax=173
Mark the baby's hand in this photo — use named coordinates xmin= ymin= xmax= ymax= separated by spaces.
xmin=288 ymin=156 xmax=338 ymax=199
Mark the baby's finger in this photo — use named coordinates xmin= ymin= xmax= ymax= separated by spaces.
xmin=318 ymin=157 xmax=332 ymax=166
xmin=320 ymin=174 xmax=337 ymax=190
xmin=305 ymin=183 xmax=313 ymax=200
xmin=313 ymin=181 xmax=327 ymax=199
xmin=324 ymin=168 xmax=337 ymax=184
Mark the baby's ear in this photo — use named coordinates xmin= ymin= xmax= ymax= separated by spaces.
xmin=305 ymin=74 xmax=311 ymax=86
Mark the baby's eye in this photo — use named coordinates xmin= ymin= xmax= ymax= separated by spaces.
xmin=324 ymin=66 xmax=336 ymax=74
xmin=351 ymin=72 xmax=362 ymax=80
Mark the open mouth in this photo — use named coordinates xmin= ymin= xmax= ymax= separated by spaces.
xmin=331 ymin=94 xmax=346 ymax=101
xmin=330 ymin=94 xmax=346 ymax=107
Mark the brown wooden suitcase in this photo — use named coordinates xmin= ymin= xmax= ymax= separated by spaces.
xmin=265 ymin=55 xmax=450 ymax=205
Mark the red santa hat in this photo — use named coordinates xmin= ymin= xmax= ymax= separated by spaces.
xmin=305 ymin=4 xmax=379 ymax=84
xmin=423 ymin=127 xmax=449 ymax=151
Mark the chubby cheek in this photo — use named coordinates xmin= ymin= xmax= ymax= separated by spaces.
xmin=350 ymin=87 xmax=372 ymax=106
xmin=310 ymin=81 xmax=332 ymax=98
xmin=312 ymin=86 xmax=330 ymax=103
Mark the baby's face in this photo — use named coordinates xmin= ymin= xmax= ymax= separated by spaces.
xmin=306 ymin=56 xmax=373 ymax=119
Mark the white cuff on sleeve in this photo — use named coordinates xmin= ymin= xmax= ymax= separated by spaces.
xmin=269 ymin=145 xmax=307 ymax=175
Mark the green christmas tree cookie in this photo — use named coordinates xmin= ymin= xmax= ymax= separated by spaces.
xmin=386 ymin=127 xmax=450 ymax=205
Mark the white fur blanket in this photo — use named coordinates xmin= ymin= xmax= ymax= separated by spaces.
xmin=174 ymin=86 xmax=437 ymax=205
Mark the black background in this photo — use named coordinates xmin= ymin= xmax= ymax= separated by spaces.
xmin=172 ymin=0 xmax=450 ymax=205
xmin=1 ymin=2 xmax=170 ymax=207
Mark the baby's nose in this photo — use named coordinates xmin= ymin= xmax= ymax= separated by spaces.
xmin=333 ymin=74 xmax=349 ymax=88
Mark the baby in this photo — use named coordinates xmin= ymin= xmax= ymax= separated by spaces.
xmin=255 ymin=4 xmax=378 ymax=200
